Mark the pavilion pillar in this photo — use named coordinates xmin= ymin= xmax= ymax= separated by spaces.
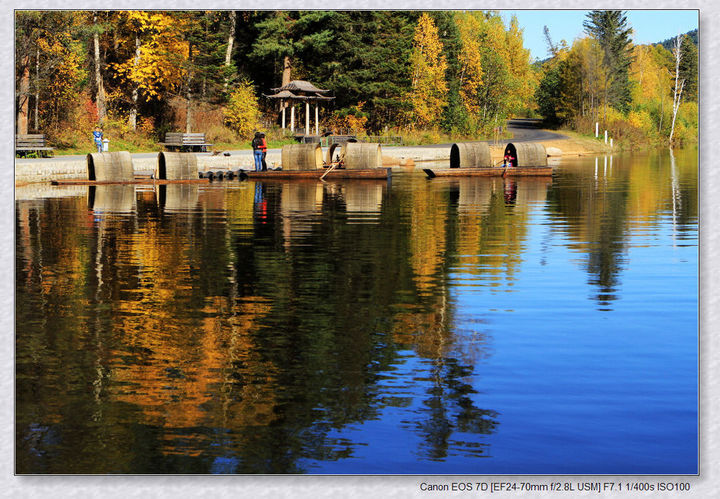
xmin=305 ymin=102 xmax=310 ymax=136
xmin=315 ymin=104 xmax=319 ymax=135
xmin=290 ymin=104 xmax=295 ymax=132
xmin=281 ymin=100 xmax=286 ymax=129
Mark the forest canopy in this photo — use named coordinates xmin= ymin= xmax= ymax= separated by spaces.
xmin=15 ymin=10 xmax=698 ymax=149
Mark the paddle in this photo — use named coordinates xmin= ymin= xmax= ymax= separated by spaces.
xmin=423 ymin=168 xmax=436 ymax=179
xmin=320 ymin=163 xmax=336 ymax=181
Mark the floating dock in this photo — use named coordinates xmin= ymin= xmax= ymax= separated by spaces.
xmin=244 ymin=168 xmax=391 ymax=180
xmin=423 ymin=167 xmax=553 ymax=178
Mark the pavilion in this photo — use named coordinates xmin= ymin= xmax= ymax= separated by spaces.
xmin=263 ymin=80 xmax=335 ymax=136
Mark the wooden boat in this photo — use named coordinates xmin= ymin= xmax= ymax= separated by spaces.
xmin=423 ymin=166 xmax=552 ymax=178
xmin=244 ymin=167 xmax=391 ymax=180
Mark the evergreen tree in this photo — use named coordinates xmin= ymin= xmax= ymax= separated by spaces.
xmin=678 ymin=34 xmax=698 ymax=102
xmin=583 ymin=10 xmax=633 ymax=114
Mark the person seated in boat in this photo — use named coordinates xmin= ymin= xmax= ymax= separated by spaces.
xmin=504 ymin=153 xmax=516 ymax=167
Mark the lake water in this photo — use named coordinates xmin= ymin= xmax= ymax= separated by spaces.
xmin=15 ymin=148 xmax=698 ymax=474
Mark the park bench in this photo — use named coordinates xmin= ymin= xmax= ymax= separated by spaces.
xmin=15 ymin=134 xmax=54 ymax=157
xmin=159 ymin=132 xmax=213 ymax=152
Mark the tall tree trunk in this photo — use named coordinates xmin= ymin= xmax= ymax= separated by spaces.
xmin=34 ymin=48 xmax=39 ymax=131
xmin=93 ymin=12 xmax=107 ymax=124
xmin=223 ymin=10 xmax=236 ymax=92
xmin=282 ymin=55 xmax=292 ymax=86
xmin=17 ymin=55 xmax=30 ymax=135
xmin=669 ymin=35 xmax=685 ymax=145
xmin=129 ymin=35 xmax=141 ymax=131
xmin=186 ymin=43 xmax=194 ymax=133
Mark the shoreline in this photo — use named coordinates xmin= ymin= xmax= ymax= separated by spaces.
xmin=14 ymin=136 xmax=618 ymax=187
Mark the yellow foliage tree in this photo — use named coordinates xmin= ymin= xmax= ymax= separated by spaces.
xmin=504 ymin=16 xmax=536 ymax=114
xmin=223 ymin=80 xmax=260 ymax=138
xmin=456 ymin=14 xmax=484 ymax=115
xmin=111 ymin=11 xmax=189 ymax=129
xmin=112 ymin=11 xmax=189 ymax=98
xmin=407 ymin=13 xmax=448 ymax=128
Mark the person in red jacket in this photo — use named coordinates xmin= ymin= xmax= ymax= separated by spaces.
xmin=260 ymin=133 xmax=268 ymax=171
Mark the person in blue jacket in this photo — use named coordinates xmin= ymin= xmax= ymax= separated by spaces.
xmin=92 ymin=126 xmax=103 ymax=153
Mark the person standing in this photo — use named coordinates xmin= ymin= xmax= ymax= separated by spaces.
xmin=251 ymin=131 xmax=263 ymax=171
xmin=93 ymin=126 xmax=103 ymax=153
xmin=259 ymin=133 xmax=268 ymax=171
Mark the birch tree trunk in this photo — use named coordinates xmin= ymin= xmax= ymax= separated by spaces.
xmin=223 ymin=10 xmax=236 ymax=92
xmin=93 ymin=12 xmax=107 ymax=124
xmin=129 ymin=35 xmax=141 ymax=131
xmin=669 ymin=35 xmax=685 ymax=145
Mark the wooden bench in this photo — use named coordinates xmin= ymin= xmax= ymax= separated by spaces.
xmin=159 ymin=132 xmax=213 ymax=152
xmin=16 ymin=134 xmax=54 ymax=157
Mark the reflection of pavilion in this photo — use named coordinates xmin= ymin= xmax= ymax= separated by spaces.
xmin=263 ymin=80 xmax=334 ymax=136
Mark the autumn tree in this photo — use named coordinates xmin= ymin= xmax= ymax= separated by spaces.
xmin=407 ymin=13 xmax=448 ymax=128
xmin=456 ymin=13 xmax=484 ymax=118
xmin=15 ymin=11 xmax=87 ymax=134
xmin=223 ymin=79 xmax=260 ymax=137
xmin=111 ymin=11 xmax=189 ymax=130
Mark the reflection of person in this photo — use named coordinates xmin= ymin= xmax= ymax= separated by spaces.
xmin=253 ymin=182 xmax=267 ymax=223
xmin=93 ymin=126 xmax=103 ymax=153
xmin=251 ymin=132 xmax=263 ymax=171
xmin=503 ymin=180 xmax=517 ymax=204
xmin=260 ymin=133 xmax=268 ymax=171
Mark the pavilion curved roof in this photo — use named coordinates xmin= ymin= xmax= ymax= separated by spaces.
xmin=271 ymin=80 xmax=331 ymax=94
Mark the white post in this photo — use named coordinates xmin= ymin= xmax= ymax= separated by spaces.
xmin=604 ymin=130 xmax=608 ymax=144
xmin=281 ymin=101 xmax=286 ymax=129
xmin=315 ymin=105 xmax=319 ymax=136
xmin=595 ymin=122 xmax=599 ymax=137
xmin=305 ymin=102 xmax=310 ymax=136
xmin=610 ymin=138 xmax=613 ymax=148
xmin=290 ymin=105 xmax=295 ymax=132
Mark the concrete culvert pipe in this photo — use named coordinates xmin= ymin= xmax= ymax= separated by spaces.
xmin=87 ymin=151 xmax=134 ymax=181
xmin=282 ymin=143 xmax=323 ymax=171
xmin=343 ymin=142 xmax=382 ymax=170
xmin=503 ymin=142 xmax=547 ymax=167
xmin=326 ymin=143 xmax=344 ymax=165
xmin=157 ymin=152 xmax=199 ymax=180
xmin=450 ymin=142 xmax=491 ymax=168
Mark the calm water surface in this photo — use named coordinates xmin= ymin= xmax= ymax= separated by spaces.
xmin=16 ymin=148 xmax=698 ymax=474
